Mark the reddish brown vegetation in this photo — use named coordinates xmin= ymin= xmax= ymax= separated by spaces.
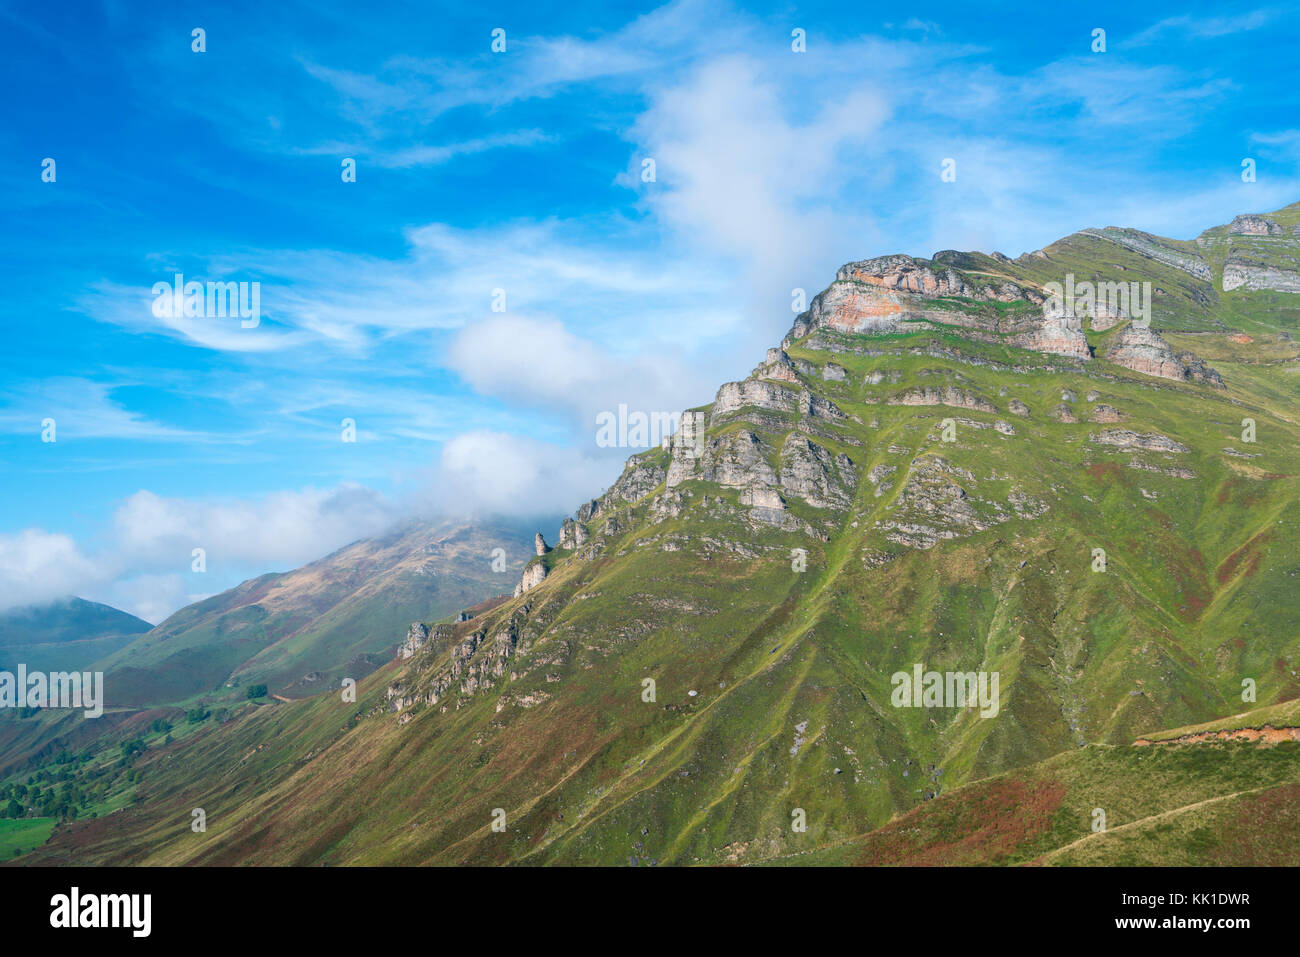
xmin=851 ymin=775 xmax=1066 ymax=865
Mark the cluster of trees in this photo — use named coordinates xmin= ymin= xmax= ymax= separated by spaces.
xmin=0 ymin=774 xmax=95 ymax=822
xmin=1 ymin=697 xmax=246 ymax=824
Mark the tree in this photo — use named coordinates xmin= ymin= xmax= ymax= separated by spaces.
xmin=246 ymin=684 xmax=268 ymax=700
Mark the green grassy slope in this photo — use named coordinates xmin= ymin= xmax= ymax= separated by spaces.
xmin=774 ymin=698 xmax=1300 ymax=866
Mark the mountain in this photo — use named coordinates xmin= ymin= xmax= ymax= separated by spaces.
xmin=0 ymin=597 xmax=150 ymax=674
xmin=93 ymin=518 xmax=541 ymax=707
xmin=22 ymin=203 xmax=1300 ymax=866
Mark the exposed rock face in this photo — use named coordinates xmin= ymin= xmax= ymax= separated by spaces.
xmin=1061 ymin=389 xmax=1077 ymax=403
xmin=1222 ymin=259 xmax=1300 ymax=293
xmin=558 ymin=518 xmax=589 ymax=550
xmin=513 ymin=562 xmax=548 ymax=597
xmin=400 ymin=623 xmax=430 ymax=660
xmin=872 ymin=455 xmax=1040 ymax=549
xmin=1177 ymin=351 xmax=1225 ymax=388
xmin=888 ymin=386 xmax=996 ymax=413
xmin=1091 ymin=430 xmax=1190 ymax=453
xmin=671 ymin=429 xmax=776 ymax=490
xmin=534 ymin=533 xmax=549 ymax=556
xmin=1082 ymin=227 xmax=1213 ymax=281
xmin=712 ymin=380 xmax=799 ymax=419
xmin=738 ymin=484 xmax=787 ymax=525
xmin=1049 ymin=404 xmax=1078 ymax=423
xmin=838 ymin=254 xmax=1037 ymax=302
xmin=778 ymin=435 xmax=856 ymax=509
xmin=822 ymin=362 xmax=847 ymax=382
xmin=1126 ymin=459 xmax=1195 ymax=479
xmin=1105 ymin=325 xmax=1184 ymax=379
xmin=665 ymin=424 xmax=856 ymax=514
xmin=1228 ymin=214 xmax=1286 ymax=236
xmin=797 ymin=390 xmax=848 ymax=421
xmin=1104 ymin=325 xmax=1224 ymax=387
xmin=1087 ymin=301 xmax=1126 ymax=332
xmin=756 ymin=348 xmax=800 ymax=383
xmin=799 ymin=280 xmax=906 ymax=336
xmin=662 ymin=412 xmax=709 ymax=487
xmin=1087 ymin=404 xmax=1124 ymax=423
xmin=1012 ymin=310 xmax=1091 ymax=359
xmin=394 ymin=608 xmax=533 ymax=711
xmin=1008 ymin=398 xmax=1030 ymax=416
xmin=582 ymin=461 xmax=669 ymax=520
xmin=786 ymin=252 xmax=1053 ymax=344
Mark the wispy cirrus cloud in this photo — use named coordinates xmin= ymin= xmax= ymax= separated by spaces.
xmin=0 ymin=378 xmax=202 ymax=441
xmin=1126 ymin=9 xmax=1278 ymax=47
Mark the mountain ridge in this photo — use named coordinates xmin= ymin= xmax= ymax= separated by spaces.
xmin=18 ymin=202 xmax=1300 ymax=866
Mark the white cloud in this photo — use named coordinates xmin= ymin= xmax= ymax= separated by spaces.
xmin=629 ymin=55 xmax=889 ymax=312
xmin=0 ymin=484 xmax=403 ymax=619
xmin=0 ymin=377 xmax=200 ymax=440
xmin=429 ymin=430 xmax=619 ymax=517
xmin=445 ymin=314 xmax=712 ymax=429
xmin=1127 ymin=10 xmax=1276 ymax=46
xmin=77 ymin=282 xmax=308 ymax=354
xmin=79 ymin=220 xmax=741 ymax=358
xmin=111 ymin=485 xmax=398 ymax=571
xmin=377 ymin=130 xmax=554 ymax=168
xmin=0 ymin=529 xmax=106 ymax=611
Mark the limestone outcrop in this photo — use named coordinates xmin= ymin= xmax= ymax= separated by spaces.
xmin=558 ymin=517 xmax=589 ymax=550
xmin=1090 ymin=429 xmax=1190 ymax=453
xmin=1104 ymin=325 xmax=1224 ymax=387
xmin=887 ymin=386 xmax=996 ymax=413
xmin=1222 ymin=259 xmax=1300 ymax=294
xmin=1228 ymin=214 xmax=1287 ymax=236
xmin=400 ymin=623 xmax=430 ymax=660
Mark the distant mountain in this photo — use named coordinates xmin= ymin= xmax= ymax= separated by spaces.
xmin=0 ymin=597 xmax=150 ymax=673
xmin=27 ymin=203 xmax=1300 ymax=866
xmin=94 ymin=518 xmax=544 ymax=707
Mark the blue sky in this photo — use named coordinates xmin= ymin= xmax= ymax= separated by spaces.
xmin=1 ymin=0 xmax=1297 ymax=622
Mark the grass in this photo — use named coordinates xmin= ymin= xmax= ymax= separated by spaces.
xmin=0 ymin=818 xmax=57 ymax=859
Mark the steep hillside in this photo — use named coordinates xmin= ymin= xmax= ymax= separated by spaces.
xmin=778 ymin=698 xmax=1300 ymax=866
xmin=23 ymin=204 xmax=1300 ymax=866
xmin=0 ymin=597 xmax=149 ymax=673
xmin=93 ymin=518 xmax=539 ymax=706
